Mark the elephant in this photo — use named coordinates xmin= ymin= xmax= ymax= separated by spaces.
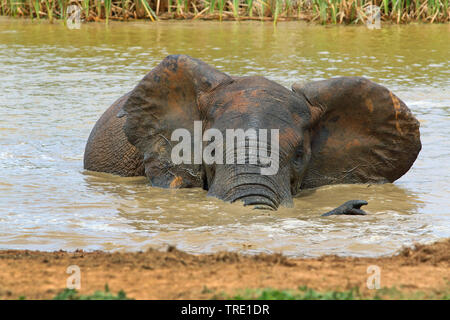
xmin=84 ymin=55 xmax=421 ymax=213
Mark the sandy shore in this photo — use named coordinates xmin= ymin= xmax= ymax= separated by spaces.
xmin=0 ymin=239 xmax=448 ymax=299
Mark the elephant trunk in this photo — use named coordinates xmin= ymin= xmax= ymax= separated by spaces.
xmin=226 ymin=183 xmax=280 ymax=210
xmin=207 ymin=165 xmax=292 ymax=210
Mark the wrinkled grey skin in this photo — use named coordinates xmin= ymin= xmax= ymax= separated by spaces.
xmin=84 ymin=55 xmax=421 ymax=213
xmin=84 ymin=93 xmax=144 ymax=177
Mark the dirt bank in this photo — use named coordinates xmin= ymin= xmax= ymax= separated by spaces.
xmin=0 ymin=239 xmax=449 ymax=299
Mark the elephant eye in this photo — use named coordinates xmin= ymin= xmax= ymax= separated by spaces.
xmin=293 ymin=148 xmax=303 ymax=164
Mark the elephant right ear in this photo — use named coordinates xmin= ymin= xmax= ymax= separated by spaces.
xmin=122 ymin=55 xmax=232 ymax=188
xmin=292 ymin=77 xmax=421 ymax=189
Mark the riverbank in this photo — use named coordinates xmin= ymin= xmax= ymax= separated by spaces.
xmin=1 ymin=0 xmax=449 ymax=25
xmin=0 ymin=239 xmax=448 ymax=299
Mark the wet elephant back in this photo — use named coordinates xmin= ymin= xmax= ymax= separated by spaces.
xmin=84 ymin=93 xmax=145 ymax=177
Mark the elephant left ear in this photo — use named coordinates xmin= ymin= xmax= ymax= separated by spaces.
xmin=292 ymin=77 xmax=421 ymax=189
xmin=121 ymin=55 xmax=232 ymax=188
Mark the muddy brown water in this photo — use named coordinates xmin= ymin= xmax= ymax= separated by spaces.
xmin=0 ymin=19 xmax=448 ymax=257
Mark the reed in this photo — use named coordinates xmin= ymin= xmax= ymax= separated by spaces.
xmin=140 ymin=0 xmax=157 ymax=21
xmin=0 ymin=0 xmax=448 ymax=23
xmin=82 ymin=0 xmax=89 ymax=18
xmin=217 ymin=0 xmax=225 ymax=20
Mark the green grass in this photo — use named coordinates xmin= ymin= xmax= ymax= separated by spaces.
xmin=53 ymin=284 xmax=131 ymax=300
xmin=0 ymin=0 xmax=448 ymax=24
xmin=231 ymin=286 xmax=363 ymax=300
xmin=228 ymin=285 xmax=450 ymax=300
xmin=14 ymin=284 xmax=450 ymax=300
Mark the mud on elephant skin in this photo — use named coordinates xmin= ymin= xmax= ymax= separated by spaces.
xmin=84 ymin=55 xmax=421 ymax=212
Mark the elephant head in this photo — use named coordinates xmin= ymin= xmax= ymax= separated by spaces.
xmin=84 ymin=55 xmax=421 ymax=211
